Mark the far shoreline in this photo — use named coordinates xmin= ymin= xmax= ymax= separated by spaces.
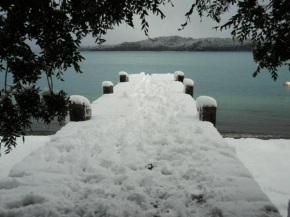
xmin=79 ymin=36 xmax=252 ymax=52
xmin=79 ymin=50 xmax=252 ymax=52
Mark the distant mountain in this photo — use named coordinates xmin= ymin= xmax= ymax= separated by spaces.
xmin=80 ymin=36 xmax=252 ymax=51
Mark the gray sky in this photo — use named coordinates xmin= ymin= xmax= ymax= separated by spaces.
xmin=26 ymin=1 xmax=238 ymax=50
xmin=81 ymin=1 xmax=237 ymax=46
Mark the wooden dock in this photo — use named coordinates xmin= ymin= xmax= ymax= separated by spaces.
xmin=0 ymin=73 xmax=280 ymax=217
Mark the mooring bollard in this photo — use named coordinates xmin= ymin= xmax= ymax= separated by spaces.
xmin=69 ymin=95 xmax=91 ymax=121
xmin=102 ymin=81 xmax=114 ymax=94
xmin=119 ymin=71 xmax=129 ymax=82
xmin=196 ymin=96 xmax=217 ymax=126
xmin=174 ymin=71 xmax=184 ymax=83
xmin=183 ymin=78 xmax=194 ymax=97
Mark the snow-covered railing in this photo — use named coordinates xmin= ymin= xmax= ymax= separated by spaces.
xmin=69 ymin=95 xmax=91 ymax=121
xmin=102 ymin=81 xmax=114 ymax=94
xmin=119 ymin=71 xmax=129 ymax=82
xmin=183 ymin=78 xmax=194 ymax=97
xmin=196 ymin=96 xmax=217 ymax=126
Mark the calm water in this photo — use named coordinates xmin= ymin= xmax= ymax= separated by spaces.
xmin=3 ymin=51 xmax=290 ymax=136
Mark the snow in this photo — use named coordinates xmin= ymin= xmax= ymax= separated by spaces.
xmin=102 ymin=81 xmax=114 ymax=87
xmin=0 ymin=92 xmax=7 ymax=100
xmin=196 ymin=96 xmax=217 ymax=108
xmin=69 ymin=95 xmax=91 ymax=107
xmin=6 ymin=84 xmax=17 ymax=93
xmin=0 ymin=136 xmax=50 ymax=179
xmin=183 ymin=78 xmax=194 ymax=86
xmin=226 ymin=138 xmax=290 ymax=217
xmin=119 ymin=71 xmax=129 ymax=76
xmin=41 ymin=88 xmax=60 ymax=96
xmin=5 ymin=84 xmax=35 ymax=94
xmin=0 ymin=73 xmax=281 ymax=217
xmin=18 ymin=84 xmax=36 ymax=95
xmin=1 ymin=136 xmax=288 ymax=216
xmin=41 ymin=88 xmax=51 ymax=96
xmin=174 ymin=71 xmax=184 ymax=80
xmin=21 ymin=84 xmax=34 ymax=90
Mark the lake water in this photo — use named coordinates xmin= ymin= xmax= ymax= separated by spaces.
xmin=3 ymin=51 xmax=290 ymax=137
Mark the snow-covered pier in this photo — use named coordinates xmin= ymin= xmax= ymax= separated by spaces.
xmin=0 ymin=73 xmax=280 ymax=217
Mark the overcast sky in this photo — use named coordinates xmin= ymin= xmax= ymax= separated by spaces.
xmin=81 ymin=1 xmax=237 ymax=46
xmin=26 ymin=1 xmax=238 ymax=50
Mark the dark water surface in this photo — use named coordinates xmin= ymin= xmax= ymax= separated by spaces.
xmin=3 ymin=51 xmax=290 ymax=137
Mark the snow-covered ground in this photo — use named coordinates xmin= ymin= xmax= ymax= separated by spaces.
xmin=0 ymin=73 xmax=284 ymax=217
xmin=0 ymin=136 xmax=50 ymax=180
xmin=226 ymin=138 xmax=290 ymax=217
xmin=1 ymin=137 xmax=289 ymax=216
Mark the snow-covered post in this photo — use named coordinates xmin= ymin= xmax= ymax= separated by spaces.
xmin=183 ymin=78 xmax=194 ymax=97
xmin=69 ymin=95 xmax=91 ymax=122
xmin=119 ymin=71 xmax=129 ymax=82
xmin=174 ymin=71 xmax=184 ymax=83
xmin=102 ymin=81 xmax=114 ymax=94
xmin=196 ymin=96 xmax=217 ymax=127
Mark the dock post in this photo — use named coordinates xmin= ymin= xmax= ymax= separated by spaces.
xmin=102 ymin=81 xmax=114 ymax=94
xmin=177 ymin=75 xmax=184 ymax=83
xmin=183 ymin=78 xmax=194 ymax=98
xmin=119 ymin=71 xmax=129 ymax=82
xmin=174 ymin=71 xmax=184 ymax=83
xmin=196 ymin=96 xmax=217 ymax=126
xmin=69 ymin=95 xmax=91 ymax=121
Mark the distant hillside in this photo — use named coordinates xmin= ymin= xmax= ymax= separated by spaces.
xmin=80 ymin=36 xmax=252 ymax=51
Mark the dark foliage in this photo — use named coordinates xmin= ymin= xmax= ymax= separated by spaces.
xmin=0 ymin=0 xmax=171 ymax=154
xmin=180 ymin=0 xmax=290 ymax=80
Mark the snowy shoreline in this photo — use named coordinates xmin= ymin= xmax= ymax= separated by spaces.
xmin=221 ymin=132 xmax=290 ymax=140
xmin=25 ymin=130 xmax=290 ymax=140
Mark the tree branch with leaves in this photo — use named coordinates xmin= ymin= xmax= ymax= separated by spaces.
xmin=180 ymin=0 xmax=290 ymax=80
xmin=0 ymin=0 xmax=171 ymax=154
